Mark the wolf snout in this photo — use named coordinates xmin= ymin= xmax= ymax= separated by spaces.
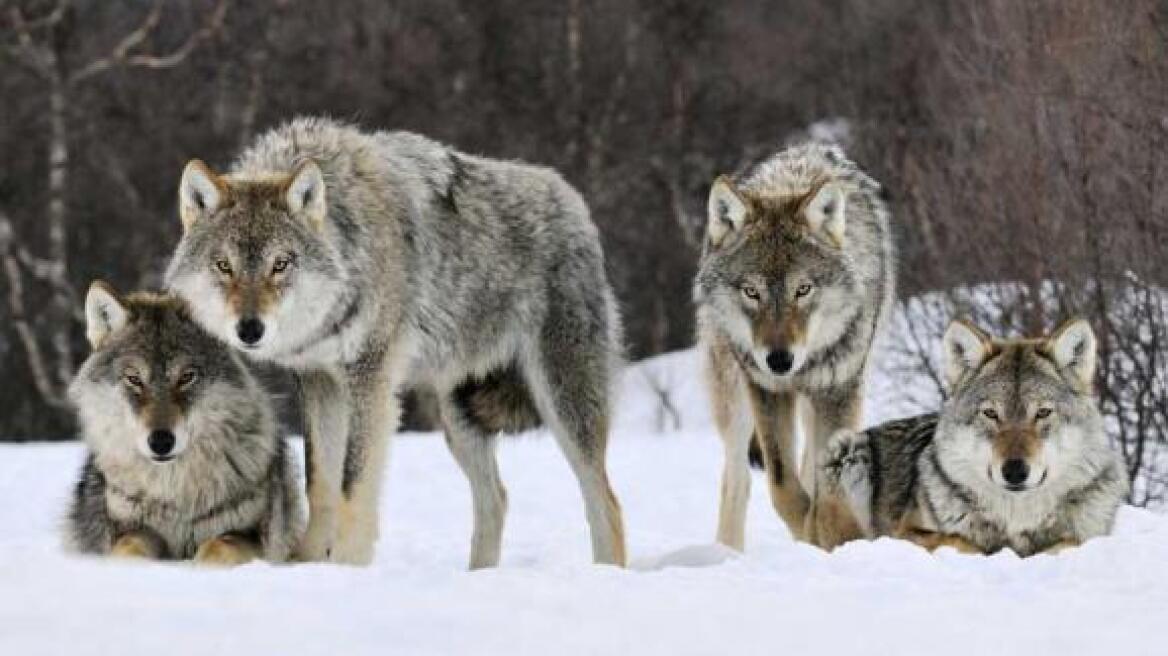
xmin=1001 ymin=458 xmax=1030 ymax=490
xmin=147 ymin=429 xmax=177 ymax=460
xmin=765 ymin=349 xmax=794 ymax=375
xmin=236 ymin=318 xmax=265 ymax=346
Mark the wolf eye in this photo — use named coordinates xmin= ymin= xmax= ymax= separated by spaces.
xmin=982 ymin=408 xmax=999 ymax=421
xmin=214 ymin=259 xmax=233 ymax=276
xmin=177 ymin=369 xmax=198 ymax=388
xmin=1036 ymin=407 xmax=1052 ymax=419
xmin=795 ymin=283 xmax=813 ymax=298
xmin=740 ymin=284 xmax=760 ymax=301
xmin=271 ymin=257 xmax=292 ymax=274
xmin=124 ymin=373 xmax=144 ymax=389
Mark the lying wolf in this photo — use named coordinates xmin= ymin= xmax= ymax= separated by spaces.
xmin=166 ymin=117 xmax=626 ymax=567
xmin=66 ymin=283 xmax=302 ymax=564
xmin=812 ymin=319 xmax=1128 ymax=555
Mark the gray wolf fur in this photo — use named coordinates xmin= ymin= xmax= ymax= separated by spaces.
xmin=66 ymin=283 xmax=303 ymax=565
xmin=694 ymin=142 xmax=894 ymax=550
xmin=811 ymin=319 xmax=1128 ymax=555
xmin=166 ymin=117 xmax=626 ymax=567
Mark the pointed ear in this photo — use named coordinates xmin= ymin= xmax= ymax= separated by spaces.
xmin=942 ymin=319 xmax=993 ymax=389
xmin=85 ymin=281 xmax=129 ymax=350
xmin=179 ymin=159 xmax=226 ymax=231
xmin=707 ymin=175 xmax=749 ymax=247
xmin=803 ymin=181 xmax=847 ymax=245
xmin=284 ymin=160 xmax=326 ymax=231
xmin=1046 ymin=318 xmax=1096 ymax=388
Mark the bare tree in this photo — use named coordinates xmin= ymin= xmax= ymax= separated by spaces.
xmin=0 ymin=0 xmax=228 ymax=408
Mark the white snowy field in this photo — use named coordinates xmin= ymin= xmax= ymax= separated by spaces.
xmin=1 ymin=350 xmax=1166 ymax=655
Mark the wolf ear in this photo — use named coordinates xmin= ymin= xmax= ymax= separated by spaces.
xmin=1046 ymin=318 xmax=1096 ymax=388
xmin=707 ymin=175 xmax=748 ymax=247
xmin=85 ymin=281 xmax=129 ymax=350
xmin=284 ymin=160 xmax=327 ymax=231
xmin=804 ymin=181 xmax=847 ymax=245
xmin=942 ymin=319 xmax=993 ymax=389
xmin=179 ymin=159 xmax=225 ymax=231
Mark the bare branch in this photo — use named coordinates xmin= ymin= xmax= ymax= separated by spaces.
xmin=70 ymin=0 xmax=229 ymax=84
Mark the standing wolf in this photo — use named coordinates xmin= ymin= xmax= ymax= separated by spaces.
xmin=695 ymin=142 xmax=894 ymax=549
xmin=166 ymin=117 xmax=626 ymax=567
xmin=811 ymin=319 xmax=1128 ymax=555
xmin=67 ymin=283 xmax=302 ymax=564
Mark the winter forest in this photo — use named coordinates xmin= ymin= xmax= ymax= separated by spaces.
xmin=3 ymin=0 xmax=1165 ymax=504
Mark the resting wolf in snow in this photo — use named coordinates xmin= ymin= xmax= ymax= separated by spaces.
xmin=813 ymin=319 xmax=1128 ymax=556
xmin=694 ymin=142 xmax=894 ymax=549
xmin=67 ymin=284 xmax=302 ymax=565
xmin=166 ymin=117 xmax=626 ymax=567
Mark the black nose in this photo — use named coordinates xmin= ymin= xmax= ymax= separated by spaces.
xmin=236 ymin=318 xmax=265 ymax=345
xmin=1002 ymin=458 xmax=1030 ymax=487
xmin=765 ymin=349 xmax=794 ymax=374
xmin=147 ymin=430 xmax=176 ymax=457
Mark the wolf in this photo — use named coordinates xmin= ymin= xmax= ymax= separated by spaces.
xmin=809 ymin=319 xmax=1129 ymax=556
xmin=166 ymin=117 xmax=626 ymax=567
xmin=694 ymin=142 xmax=894 ymax=550
xmin=66 ymin=283 xmax=303 ymax=565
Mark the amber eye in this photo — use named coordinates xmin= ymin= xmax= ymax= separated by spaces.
xmin=1036 ymin=407 xmax=1052 ymax=419
xmin=214 ymin=259 xmax=233 ymax=276
xmin=741 ymin=284 xmax=761 ymax=301
xmin=177 ymin=369 xmax=198 ymax=388
xmin=982 ymin=408 xmax=999 ymax=421
xmin=795 ymin=283 xmax=813 ymax=298
xmin=271 ymin=257 xmax=291 ymax=274
xmin=124 ymin=373 xmax=144 ymax=389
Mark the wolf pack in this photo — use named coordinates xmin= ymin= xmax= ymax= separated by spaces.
xmin=64 ymin=117 xmax=1128 ymax=568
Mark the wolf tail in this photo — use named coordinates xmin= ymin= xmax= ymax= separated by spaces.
xmin=819 ymin=429 xmax=874 ymax=537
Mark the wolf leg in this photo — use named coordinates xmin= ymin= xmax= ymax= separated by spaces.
xmin=296 ymin=369 xmax=349 ymax=562
xmin=332 ymin=357 xmax=396 ymax=566
xmin=194 ymin=533 xmax=261 ymax=567
xmin=900 ymin=528 xmax=982 ymax=554
xmin=800 ymin=385 xmax=864 ymax=500
xmin=439 ymin=394 xmax=508 ymax=569
xmin=706 ymin=344 xmax=753 ymax=551
xmin=110 ymin=531 xmax=166 ymax=560
xmin=522 ymin=346 xmax=626 ymax=567
xmin=747 ymin=385 xmax=811 ymax=541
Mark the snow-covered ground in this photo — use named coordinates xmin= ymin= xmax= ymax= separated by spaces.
xmin=1 ymin=350 xmax=1165 ymax=655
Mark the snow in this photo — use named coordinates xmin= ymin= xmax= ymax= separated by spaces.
xmin=1 ymin=350 xmax=1165 ymax=655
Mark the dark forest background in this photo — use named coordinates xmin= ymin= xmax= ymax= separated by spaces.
xmin=1 ymin=0 xmax=1165 ymax=501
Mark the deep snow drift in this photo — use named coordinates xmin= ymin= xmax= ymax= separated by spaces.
xmin=1 ymin=349 xmax=1165 ymax=655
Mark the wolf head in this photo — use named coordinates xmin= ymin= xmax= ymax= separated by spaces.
xmin=165 ymin=159 xmax=346 ymax=359
xmin=69 ymin=283 xmax=256 ymax=466
xmin=695 ymin=173 xmax=860 ymax=381
xmin=936 ymin=318 xmax=1106 ymax=495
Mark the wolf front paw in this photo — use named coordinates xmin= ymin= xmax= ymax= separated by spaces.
xmin=110 ymin=533 xmax=164 ymax=560
xmin=294 ymin=522 xmax=336 ymax=562
xmin=194 ymin=535 xmax=259 ymax=567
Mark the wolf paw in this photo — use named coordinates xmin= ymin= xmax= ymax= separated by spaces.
xmin=110 ymin=533 xmax=162 ymax=560
xmin=194 ymin=535 xmax=259 ymax=568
